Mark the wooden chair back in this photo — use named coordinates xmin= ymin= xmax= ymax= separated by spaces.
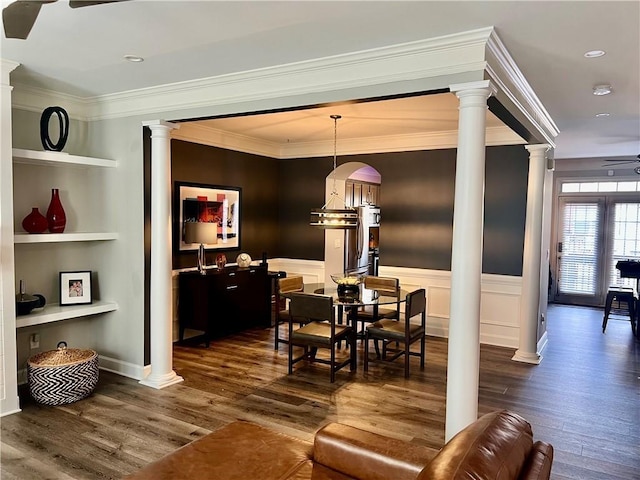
xmin=406 ymin=288 xmax=427 ymax=320
xmin=288 ymin=292 xmax=356 ymax=382
xmin=364 ymin=275 xmax=399 ymax=295
xmin=289 ymin=291 xmax=333 ymax=324
xmin=278 ymin=275 xmax=304 ymax=295
xmin=364 ymin=288 xmax=426 ymax=378
xmin=274 ymin=275 xmax=304 ymax=350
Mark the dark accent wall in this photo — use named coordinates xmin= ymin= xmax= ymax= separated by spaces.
xmin=171 ymin=140 xmax=529 ymax=276
xmin=483 ymin=145 xmax=529 ymax=275
xmin=171 ymin=140 xmax=280 ymax=269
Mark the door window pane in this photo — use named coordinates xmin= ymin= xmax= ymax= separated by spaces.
xmin=610 ymin=202 xmax=640 ymax=289
xmin=558 ymin=203 xmax=600 ymax=295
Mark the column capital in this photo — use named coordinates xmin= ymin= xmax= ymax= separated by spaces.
xmin=449 ymin=80 xmax=498 ymax=97
xmin=525 ymin=144 xmax=551 ymax=154
xmin=142 ymin=120 xmax=180 ymax=132
xmin=525 ymin=144 xmax=554 ymax=170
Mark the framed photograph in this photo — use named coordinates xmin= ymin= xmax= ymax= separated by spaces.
xmin=60 ymin=271 xmax=92 ymax=306
xmin=174 ymin=181 xmax=241 ymax=252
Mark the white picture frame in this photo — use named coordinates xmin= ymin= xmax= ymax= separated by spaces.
xmin=59 ymin=271 xmax=92 ymax=306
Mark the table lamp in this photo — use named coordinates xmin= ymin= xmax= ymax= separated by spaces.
xmin=184 ymin=222 xmax=218 ymax=274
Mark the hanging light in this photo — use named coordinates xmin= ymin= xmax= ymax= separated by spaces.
xmin=310 ymin=115 xmax=358 ymax=229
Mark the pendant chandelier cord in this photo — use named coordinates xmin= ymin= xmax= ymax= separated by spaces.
xmin=309 ymin=114 xmax=358 ymax=229
xmin=323 ymin=114 xmax=342 ymax=209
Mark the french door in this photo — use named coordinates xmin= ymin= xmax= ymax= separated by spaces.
xmin=555 ymin=195 xmax=640 ymax=306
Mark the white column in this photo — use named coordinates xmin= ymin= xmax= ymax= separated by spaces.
xmin=139 ymin=120 xmax=184 ymax=389
xmin=512 ymin=144 xmax=550 ymax=364
xmin=0 ymin=60 xmax=21 ymax=416
xmin=445 ymin=80 xmax=496 ymax=441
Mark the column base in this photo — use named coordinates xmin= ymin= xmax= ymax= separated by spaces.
xmin=139 ymin=370 xmax=184 ymax=389
xmin=511 ymin=350 xmax=542 ymax=364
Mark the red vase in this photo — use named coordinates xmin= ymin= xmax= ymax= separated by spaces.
xmin=46 ymin=188 xmax=66 ymax=233
xmin=21 ymin=207 xmax=48 ymax=234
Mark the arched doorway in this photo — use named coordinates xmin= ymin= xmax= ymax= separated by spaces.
xmin=323 ymin=162 xmax=381 ymax=286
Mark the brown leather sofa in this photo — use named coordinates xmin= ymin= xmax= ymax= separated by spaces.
xmin=124 ymin=409 xmax=553 ymax=480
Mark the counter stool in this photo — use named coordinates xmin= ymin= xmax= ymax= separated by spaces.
xmin=602 ymin=287 xmax=637 ymax=333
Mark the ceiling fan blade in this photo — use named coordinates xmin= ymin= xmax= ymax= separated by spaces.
xmin=69 ymin=0 xmax=125 ymax=8
xmin=3 ymin=0 xmax=55 ymax=40
xmin=602 ymin=161 xmax=636 ymax=167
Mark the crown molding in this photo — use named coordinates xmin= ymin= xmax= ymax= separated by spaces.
xmin=1 ymin=59 xmax=19 ymax=85
xmin=9 ymin=27 xmax=492 ymax=122
xmin=172 ymin=122 xmax=282 ymax=158
xmin=8 ymin=27 xmax=534 ymax=157
xmin=485 ymin=30 xmax=559 ymax=147
xmin=174 ymin=123 xmax=524 ymax=159
xmin=11 ymin=84 xmax=90 ymax=121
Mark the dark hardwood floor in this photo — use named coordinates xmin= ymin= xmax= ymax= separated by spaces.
xmin=1 ymin=304 xmax=639 ymax=479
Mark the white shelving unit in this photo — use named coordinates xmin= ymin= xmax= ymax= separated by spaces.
xmin=14 ymin=232 xmax=119 ymax=243
xmin=16 ymin=301 xmax=119 ymax=329
xmin=12 ymin=148 xmax=119 ymax=328
xmin=12 ymin=148 xmax=116 ymax=168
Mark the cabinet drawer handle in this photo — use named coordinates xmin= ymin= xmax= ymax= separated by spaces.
xmin=226 ymin=285 xmax=238 ymax=290
xmin=228 ymin=272 xmax=236 ymax=277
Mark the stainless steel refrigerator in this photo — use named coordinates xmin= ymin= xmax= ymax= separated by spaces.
xmin=344 ymin=205 xmax=380 ymax=275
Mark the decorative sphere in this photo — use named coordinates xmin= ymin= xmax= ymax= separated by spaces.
xmin=236 ymin=253 xmax=252 ymax=268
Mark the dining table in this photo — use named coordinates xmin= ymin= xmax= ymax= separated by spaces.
xmin=297 ymin=282 xmax=410 ymax=337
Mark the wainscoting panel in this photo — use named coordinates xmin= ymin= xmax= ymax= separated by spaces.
xmin=170 ymin=260 xmax=523 ymax=348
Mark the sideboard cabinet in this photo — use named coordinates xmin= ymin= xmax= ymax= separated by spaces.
xmin=178 ymin=264 xmax=271 ymax=346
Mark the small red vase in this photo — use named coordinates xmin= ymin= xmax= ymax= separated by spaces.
xmin=46 ymin=188 xmax=66 ymax=233
xmin=21 ymin=207 xmax=48 ymax=234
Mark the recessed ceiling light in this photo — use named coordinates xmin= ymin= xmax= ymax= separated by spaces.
xmin=595 ymin=112 xmax=611 ymax=117
xmin=593 ymin=84 xmax=612 ymax=96
xmin=124 ymin=55 xmax=144 ymax=63
xmin=584 ymin=50 xmax=605 ymax=58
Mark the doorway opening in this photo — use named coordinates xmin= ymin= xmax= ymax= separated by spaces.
xmin=553 ymin=179 xmax=640 ymax=306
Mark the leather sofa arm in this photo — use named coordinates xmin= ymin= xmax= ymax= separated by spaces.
xmin=313 ymin=423 xmax=437 ymax=480
xmin=518 ymin=441 xmax=554 ymax=480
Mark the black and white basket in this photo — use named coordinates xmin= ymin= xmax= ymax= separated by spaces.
xmin=27 ymin=341 xmax=99 ymax=406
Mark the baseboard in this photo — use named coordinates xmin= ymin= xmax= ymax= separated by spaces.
xmin=99 ymin=355 xmax=147 ymax=381
xmin=537 ymin=330 xmax=549 ymax=353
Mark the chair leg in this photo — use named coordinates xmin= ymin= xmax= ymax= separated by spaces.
xmin=420 ymin=335 xmax=425 ymax=370
xmin=364 ymin=332 xmax=370 ymax=372
xmin=373 ymin=339 xmax=381 ymax=359
xmin=330 ymin=344 xmax=336 ymax=383
xmin=288 ymin=337 xmax=293 ymax=374
xmin=404 ymin=340 xmax=410 ymax=379
xmin=350 ymin=333 xmax=357 ymax=371
xmin=274 ymin=320 xmax=279 ymax=350
xmin=603 ymin=292 xmax=615 ymax=332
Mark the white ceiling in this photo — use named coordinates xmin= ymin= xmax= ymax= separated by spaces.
xmin=2 ymin=0 xmax=639 ymax=161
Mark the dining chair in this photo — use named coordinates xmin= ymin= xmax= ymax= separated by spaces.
xmin=288 ymin=292 xmax=356 ymax=383
xmin=353 ymin=276 xmax=400 ymax=336
xmin=274 ymin=275 xmax=305 ymax=350
xmin=363 ymin=288 xmax=426 ymax=378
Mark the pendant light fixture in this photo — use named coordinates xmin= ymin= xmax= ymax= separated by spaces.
xmin=310 ymin=115 xmax=358 ymax=229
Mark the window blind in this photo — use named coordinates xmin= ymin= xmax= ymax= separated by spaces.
xmin=558 ymin=202 xmax=600 ymax=295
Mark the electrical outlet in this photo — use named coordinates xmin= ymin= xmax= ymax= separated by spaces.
xmin=334 ymin=238 xmax=341 ymax=248
xmin=30 ymin=333 xmax=40 ymax=349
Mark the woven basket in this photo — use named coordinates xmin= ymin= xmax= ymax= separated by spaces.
xmin=27 ymin=341 xmax=99 ymax=406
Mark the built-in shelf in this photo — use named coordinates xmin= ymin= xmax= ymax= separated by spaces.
xmin=12 ymin=148 xmax=116 ymax=168
xmin=16 ymin=301 xmax=119 ymax=328
xmin=14 ymin=232 xmax=119 ymax=244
